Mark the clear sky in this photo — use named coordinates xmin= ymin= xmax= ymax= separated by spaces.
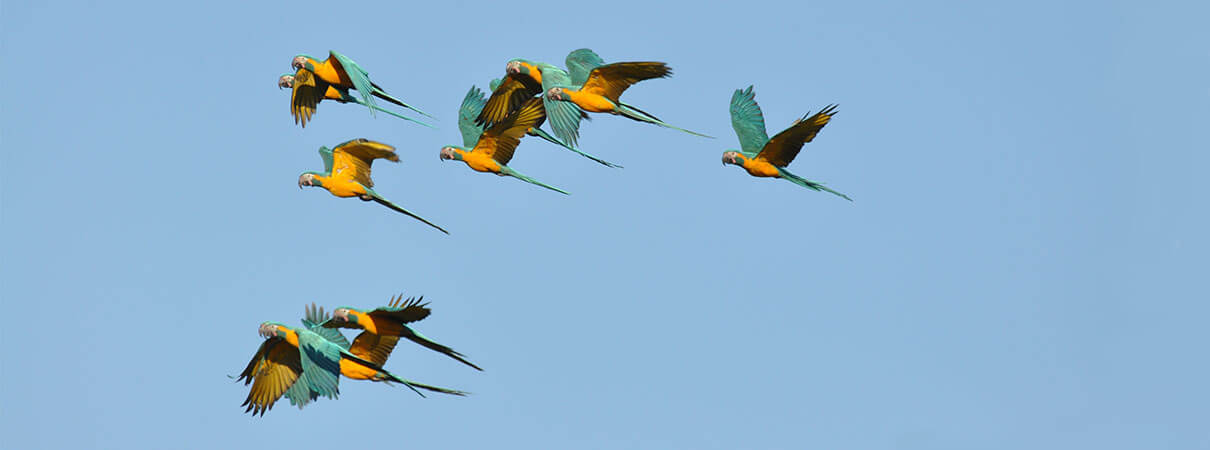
xmin=2 ymin=1 xmax=1207 ymax=448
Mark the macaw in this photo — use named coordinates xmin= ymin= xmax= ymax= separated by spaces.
xmin=547 ymin=49 xmax=711 ymax=138
xmin=277 ymin=71 xmax=432 ymax=129
xmin=298 ymin=138 xmax=450 ymax=233
xmin=721 ymin=86 xmax=851 ymax=200
xmin=290 ymin=51 xmax=433 ymax=119
xmin=441 ymin=96 xmax=570 ymax=195
xmin=480 ymin=80 xmax=619 ymax=168
xmin=477 ymin=60 xmax=586 ymax=148
xmin=235 ymin=322 xmax=467 ymax=415
xmin=316 ymin=294 xmax=483 ymax=371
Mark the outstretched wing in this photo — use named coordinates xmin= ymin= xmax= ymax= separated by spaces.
xmin=296 ymin=330 xmax=343 ymax=401
xmin=730 ymin=86 xmax=769 ymax=156
xmin=540 ymin=65 xmax=584 ymax=148
xmin=303 ymin=303 xmax=350 ymax=350
xmin=330 ymin=138 xmax=398 ymax=187
xmin=476 ymin=72 xmax=542 ymax=128
xmin=459 ymin=86 xmax=487 ymax=148
xmin=328 ymin=50 xmax=376 ymax=109
xmin=369 ymin=294 xmax=433 ymax=323
xmin=237 ymin=338 xmax=305 ymax=416
xmin=580 ymin=62 xmax=670 ymax=103
xmin=347 ymin=332 xmax=401 ymax=368
xmin=317 ymin=146 xmax=335 ymax=173
xmin=756 ymin=104 xmax=838 ymax=167
xmin=290 ymin=68 xmax=327 ymax=128
xmin=566 ymin=48 xmax=606 ymax=87
xmin=474 ymin=98 xmax=545 ymax=165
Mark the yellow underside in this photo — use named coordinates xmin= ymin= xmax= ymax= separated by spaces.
xmin=565 ymin=90 xmax=616 ymax=113
xmin=339 ymin=358 xmax=383 ymax=380
xmin=742 ymin=158 xmax=782 ymax=178
xmin=317 ymin=176 xmax=367 ymax=197
xmin=460 ymin=152 xmax=502 ymax=173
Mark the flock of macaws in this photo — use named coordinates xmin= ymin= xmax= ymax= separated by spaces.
xmin=239 ymin=48 xmax=851 ymax=415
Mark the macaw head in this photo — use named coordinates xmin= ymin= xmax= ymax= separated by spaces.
xmin=546 ymin=87 xmax=568 ymax=101
xmin=507 ymin=59 xmax=542 ymax=83
xmin=291 ymin=55 xmax=315 ymax=72
xmin=277 ymin=74 xmax=294 ymax=89
xmin=258 ymin=322 xmax=287 ymax=339
xmin=331 ymin=307 xmax=362 ymax=324
xmin=721 ymin=151 xmax=746 ymax=167
xmin=439 ymin=146 xmax=465 ymax=162
xmin=298 ymin=172 xmax=324 ymax=189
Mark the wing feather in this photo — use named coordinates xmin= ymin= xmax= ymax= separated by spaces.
xmin=540 ymin=65 xmax=584 ymax=147
xmin=347 ymin=332 xmax=401 ymax=367
xmin=297 ymin=330 xmax=342 ymax=400
xmin=756 ymin=105 xmax=838 ymax=167
xmin=290 ymin=68 xmax=327 ymax=128
xmin=474 ymin=98 xmax=546 ymax=165
xmin=566 ymin=48 xmax=606 ymax=87
xmin=328 ymin=51 xmax=376 ymax=109
xmin=459 ymin=86 xmax=487 ymax=148
xmin=730 ymin=86 xmax=770 ymax=155
xmin=476 ymin=73 xmax=542 ymax=127
xmin=237 ymin=338 xmax=305 ymax=416
xmin=580 ymin=62 xmax=670 ymax=102
xmin=330 ymin=138 xmax=398 ymax=187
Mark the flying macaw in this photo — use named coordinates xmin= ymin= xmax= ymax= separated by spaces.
xmin=441 ymin=96 xmax=570 ymax=195
xmin=480 ymin=80 xmax=619 ymax=168
xmin=316 ymin=294 xmax=483 ymax=371
xmin=721 ymin=86 xmax=851 ymax=200
xmin=290 ymin=51 xmax=433 ymax=119
xmin=277 ymin=71 xmax=432 ymax=129
xmin=235 ymin=322 xmax=467 ymax=415
xmin=477 ymin=60 xmax=586 ymax=148
xmin=298 ymin=138 xmax=450 ymax=233
xmin=547 ymin=49 xmax=711 ymax=138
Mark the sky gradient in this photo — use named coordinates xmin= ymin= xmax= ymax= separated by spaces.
xmin=2 ymin=1 xmax=1208 ymax=448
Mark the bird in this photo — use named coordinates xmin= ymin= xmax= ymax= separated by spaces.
xmin=547 ymin=49 xmax=711 ymax=138
xmin=316 ymin=294 xmax=483 ymax=371
xmin=290 ymin=51 xmax=433 ymax=119
xmin=477 ymin=59 xmax=586 ymax=148
xmin=277 ymin=71 xmax=432 ymax=128
xmin=482 ymin=80 xmax=619 ymax=168
xmin=441 ymin=96 xmax=570 ymax=194
xmin=235 ymin=322 xmax=467 ymax=415
xmin=298 ymin=138 xmax=450 ymax=233
xmin=721 ymin=86 xmax=850 ymax=200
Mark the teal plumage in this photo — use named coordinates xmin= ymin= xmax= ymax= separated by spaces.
xmin=565 ymin=48 xmax=606 ymax=87
xmin=729 ymin=85 xmax=768 ymax=157
xmin=486 ymin=79 xmax=620 ymax=168
xmin=459 ymin=86 xmax=488 ymax=148
xmin=536 ymin=63 xmax=585 ymax=148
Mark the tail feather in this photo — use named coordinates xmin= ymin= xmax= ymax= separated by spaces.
xmin=617 ymin=103 xmax=714 ymax=138
xmin=778 ymin=168 xmax=852 ymax=201
xmin=400 ymin=326 xmax=484 ymax=371
xmin=372 ymin=89 xmax=436 ymax=120
xmin=500 ymin=167 xmax=570 ymax=195
xmin=530 ymin=127 xmax=622 ymax=168
xmin=349 ymin=98 xmax=435 ymax=129
xmin=367 ymin=192 xmax=451 ymax=234
xmin=382 ymin=370 xmax=469 ymax=397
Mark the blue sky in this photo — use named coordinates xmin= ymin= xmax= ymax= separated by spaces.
xmin=2 ymin=1 xmax=1207 ymax=448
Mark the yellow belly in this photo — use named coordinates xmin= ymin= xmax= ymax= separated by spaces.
xmin=461 ymin=153 xmax=502 ymax=173
xmin=567 ymin=91 xmax=616 ymax=113
xmin=743 ymin=159 xmax=781 ymax=178
xmin=314 ymin=60 xmax=352 ymax=87
xmin=322 ymin=178 xmax=367 ymax=197
xmin=339 ymin=358 xmax=381 ymax=380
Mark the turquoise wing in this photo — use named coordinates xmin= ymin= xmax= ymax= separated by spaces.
xmin=539 ymin=64 xmax=584 ymax=147
xmin=318 ymin=146 xmax=335 ymax=173
xmin=459 ymin=86 xmax=487 ymax=148
xmin=730 ymin=85 xmax=769 ymax=156
xmin=282 ymin=371 xmax=319 ymax=408
xmin=566 ymin=48 xmax=606 ymax=87
xmin=302 ymin=303 xmax=351 ymax=350
xmin=329 ymin=50 xmax=377 ymax=110
xmin=488 ymin=78 xmax=502 ymax=91
xmin=296 ymin=328 xmax=343 ymax=401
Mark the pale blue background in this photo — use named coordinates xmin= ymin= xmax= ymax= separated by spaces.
xmin=2 ymin=1 xmax=1207 ymax=448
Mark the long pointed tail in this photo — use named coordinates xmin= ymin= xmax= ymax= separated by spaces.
xmin=530 ymin=128 xmax=622 ymax=168
xmin=368 ymin=194 xmax=451 ymax=234
xmin=617 ymin=103 xmax=714 ymax=138
xmin=500 ymin=167 xmax=570 ymax=195
xmin=778 ymin=168 xmax=852 ymax=201
xmin=372 ymin=89 xmax=436 ymax=120
xmin=383 ymin=370 xmax=469 ymax=397
xmin=400 ymin=326 xmax=484 ymax=371
xmin=350 ymin=96 xmax=435 ymax=128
